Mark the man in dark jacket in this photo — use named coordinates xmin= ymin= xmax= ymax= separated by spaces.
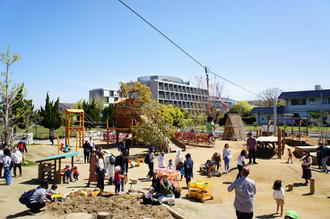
xmin=115 ymin=151 xmax=129 ymax=191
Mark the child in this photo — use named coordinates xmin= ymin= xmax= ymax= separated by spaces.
xmin=48 ymin=184 xmax=58 ymax=194
xmin=236 ymin=150 xmax=247 ymax=179
xmin=273 ymin=180 xmax=285 ymax=216
xmin=223 ymin=144 xmax=231 ymax=173
xmin=114 ymin=166 xmax=123 ymax=195
xmin=287 ymin=149 xmax=293 ymax=164
xmin=168 ymin=159 xmax=175 ymax=170
xmin=72 ymin=166 xmax=79 ymax=182
xmin=63 ymin=165 xmax=71 ymax=183
xmin=178 ymin=162 xmax=184 ymax=181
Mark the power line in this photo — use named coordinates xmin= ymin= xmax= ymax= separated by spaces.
xmin=117 ymin=0 xmax=258 ymax=96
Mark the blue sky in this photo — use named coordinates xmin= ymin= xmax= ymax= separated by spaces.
xmin=1 ymin=0 xmax=330 ymax=109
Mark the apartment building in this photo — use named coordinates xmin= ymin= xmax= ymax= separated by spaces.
xmin=89 ymin=88 xmax=119 ymax=107
xmin=138 ymin=75 xmax=209 ymax=111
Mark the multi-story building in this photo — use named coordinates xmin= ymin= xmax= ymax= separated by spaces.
xmin=89 ymin=88 xmax=119 ymax=107
xmin=137 ymin=75 xmax=209 ymax=111
xmin=278 ymin=85 xmax=330 ymax=121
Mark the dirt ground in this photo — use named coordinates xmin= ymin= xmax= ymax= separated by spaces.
xmin=47 ymin=193 xmax=173 ymax=219
xmin=0 ymin=139 xmax=329 ymax=219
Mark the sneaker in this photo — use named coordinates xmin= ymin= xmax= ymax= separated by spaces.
xmin=28 ymin=211 xmax=36 ymax=215
xmin=253 ymin=162 xmax=258 ymax=164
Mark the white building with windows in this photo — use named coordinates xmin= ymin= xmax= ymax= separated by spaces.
xmin=89 ymin=88 xmax=119 ymax=107
xmin=138 ymin=75 xmax=209 ymax=111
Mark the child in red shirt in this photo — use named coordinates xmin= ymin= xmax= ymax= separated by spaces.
xmin=72 ymin=166 xmax=79 ymax=182
xmin=114 ymin=166 xmax=124 ymax=195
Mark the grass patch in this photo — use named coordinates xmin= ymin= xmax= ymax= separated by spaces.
xmin=29 ymin=143 xmax=42 ymax=146
xmin=23 ymin=160 xmax=37 ymax=166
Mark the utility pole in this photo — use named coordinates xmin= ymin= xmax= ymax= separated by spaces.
xmin=273 ymin=98 xmax=278 ymax=136
xmin=205 ymin=66 xmax=211 ymax=115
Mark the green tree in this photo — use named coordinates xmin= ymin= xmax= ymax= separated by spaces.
xmin=118 ymin=81 xmax=152 ymax=109
xmin=0 ymin=46 xmax=24 ymax=144
xmin=102 ymin=104 xmax=115 ymax=127
xmin=77 ymin=99 xmax=102 ymax=129
xmin=12 ymin=84 xmax=34 ymax=130
xmin=39 ymin=93 xmax=62 ymax=131
xmin=229 ymin=101 xmax=254 ymax=117
xmin=134 ymin=100 xmax=174 ymax=151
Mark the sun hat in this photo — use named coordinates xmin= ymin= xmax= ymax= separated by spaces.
xmin=285 ymin=210 xmax=300 ymax=219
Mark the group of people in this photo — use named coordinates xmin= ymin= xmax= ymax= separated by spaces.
xmin=316 ymin=141 xmax=329 ymax=174
xmin=0 ymin=138 xmax=27 ymax=185
xmin=85 ymin=138 xmax=129 ymax=195
xmin=145 ymin=147 xmax=194 ymax=187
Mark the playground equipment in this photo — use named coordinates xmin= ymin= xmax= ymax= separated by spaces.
xmin=174 ymin=131 xmax=213 ymax=148
xmin=104 ymin=98 xmax=186 ymax=150
xmin=256 ymin=129 xmax=286 ymax=159
xmin=222 ymin=113 xmax=246 ymax=141
xmin=36 ymin=152 xmax=79 ymax=184
xmin=65 ymin=109 xmax=84 ymax=148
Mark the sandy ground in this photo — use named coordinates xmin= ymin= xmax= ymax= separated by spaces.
xmin=0 ymin=139 xmax=329 ymax=219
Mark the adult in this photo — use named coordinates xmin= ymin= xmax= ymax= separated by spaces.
xmin=320 ymin=143 xmax=329 ymax=173
xmin=106 ymin=152 xmax=116 ymax=185
xmin=223 ymin=143 xmax=232 ymax=173
xmin=86 ymin=150 xmax=98 ymax=187
xmin=27 ymin=180 xmax=51 ymax=214
xmin=115 ymin=151 xmax=129 ymax=192
xmin=49 ymin=128 xmax=55 ymax=145
xmin=246 ymin=132 xmax=257 ymax=164
xmin=227 ymin=167 xmax=256 ymax=219
xmin=147 ymin=147 xmax=155 ymax=178
xmin=11 ymin=146 xmax=23 ymax=177
xmin=17 ymin=138 xmax=28 ymax=163
xmin=212 ymin=152 xmax=221 ymax=171
xmin=0 ymin=148 xmax=4 ymax=178
xmin=83 ymin=140 xmax=92 ymax=163
xmin=175 ymin=149 xmax=184 ymax=170
xmin=3 ymin=149 xmax=12 ymax=185
xmin=125 ymin=136 xmax=132 ymax=155
xmin=316 ymin=142 xmax=323 ymax=169
xmin=183 ymin=153 xmax=194 ymax=187
xmin=88 ymin=137 xmax=95 ymax=148
xmin=236 ymin=150 xmax=247 ymax=179
xmin=158 ymin=173 xmax=175 ymax=205
xmin=118 ymin=140 xmax=127 ymax=154
xmin=96 ymin=152 xmax=106 ymax=194
xmin=157 ymin=151 xmax=166 ymax=168
xmin=300 ymin=151 xmax=312 ymax=185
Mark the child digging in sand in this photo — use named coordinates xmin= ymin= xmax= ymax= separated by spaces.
xmin=273 ymin=180 xmax=285 ymax=216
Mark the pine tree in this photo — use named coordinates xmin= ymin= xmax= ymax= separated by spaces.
xmin=39 ymin=93 xmax=62 ymax=131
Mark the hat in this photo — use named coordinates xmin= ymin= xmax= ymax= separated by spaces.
xmin=161 ymin=172 xmax=168 ymax=177
xmin=285 ymin=211 xmax=300 ymax=219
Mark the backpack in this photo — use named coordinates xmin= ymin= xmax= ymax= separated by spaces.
xmin=19 ymin=189 xmax=36 ymax=205
xmin=144 ymin=153 xmax=150 ymax=164
xmin=109 ymin=155 xmax=116 ymax=165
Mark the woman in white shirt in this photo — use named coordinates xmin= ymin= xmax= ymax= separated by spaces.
xmin=11 ymin=146 xmax=22 ymax=177
xmin=236 ymin=150 xmax=247 ymax=179
xmin=158 ymin=151 xmax=166 ymax=168
xmin=3 ymin=149 xmax=12 ymax=185
xmin=175 ymin=149 xmax=184 ymax=170
xmin=223 ymin=144 xmax=231 ymax=174
xmin=96 ymin=152 xmax=105 ymax=193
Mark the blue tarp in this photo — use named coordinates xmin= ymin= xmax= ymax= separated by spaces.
xmin=36 ymin=152 xmax=79 ymax=163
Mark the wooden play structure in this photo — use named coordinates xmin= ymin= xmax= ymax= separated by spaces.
xmin=222 ymin=113 xmax=246 ymax=141
xmin=36 ymin=152 xmax=79 ymax=184
xmin=174 ymin=131 xmax=213 ymax=148
xmin=65 ymin=109 xmax=84 ymax=148
xmin=256 ymin=129 xmax=286 ymax=159
xmin=104 ymin=98 xmax=186 ymax=150
xmin=104 ymin=98 xmax=135 ymax=145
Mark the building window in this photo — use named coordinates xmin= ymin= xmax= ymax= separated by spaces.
xmin=309 ymin=98 xmax=316 ymax=105
xmin=291 ymin=99 xmax=306 ymax=105
xmin=323 ymin=97 xmax=330 ymax=104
